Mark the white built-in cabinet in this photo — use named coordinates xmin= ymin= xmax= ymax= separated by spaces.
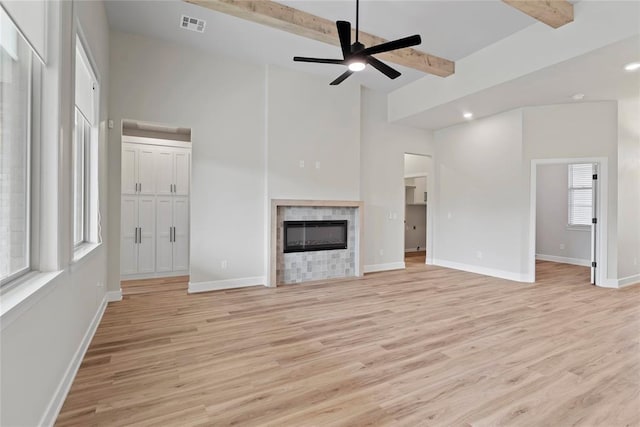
xmin=121 ymin=140 xmax=190 ymax=279
xmin=405 ymin=176 xmax=427 ymax=205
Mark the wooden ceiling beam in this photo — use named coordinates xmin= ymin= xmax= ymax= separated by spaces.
xmin=502 ymin=0 xmax=573 ymax=29
xmin=184 ymin=0 xmax=455 ymax=77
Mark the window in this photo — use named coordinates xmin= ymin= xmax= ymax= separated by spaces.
xmin=0 ymin=9 xmax=32 ymax=284
xmin=73 ymin=108 xmax=91 ymax=245
xmin=568 ymin=163 xmax=593 ymax=227
xmin=73 ymin=37 xmax=98 ymax=249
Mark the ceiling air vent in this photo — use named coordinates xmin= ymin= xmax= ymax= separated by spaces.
xmin=180 ymin=15 xmax=206 ymax=33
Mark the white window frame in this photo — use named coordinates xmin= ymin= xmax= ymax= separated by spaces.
xmin=567 ymin=163 xmax=593 ymax=229
xmin=72 ymin=34 xmax=100 ymax=256
xmin=0 ymin=13 xmax=37 ymax=287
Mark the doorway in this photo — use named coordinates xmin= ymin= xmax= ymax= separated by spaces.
xmin=403 ymin=153 xmax=430 ymax=266
xmin=530 ymin=158 xmax=607 ymax=285
xmin=119 ymin=119 xmax=192 ymax=294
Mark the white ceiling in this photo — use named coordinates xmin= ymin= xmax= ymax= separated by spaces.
xmin=104 ymin=0 xmax=537 ymax=92
xmin=397 ymin=35 xmax=640 ymax=129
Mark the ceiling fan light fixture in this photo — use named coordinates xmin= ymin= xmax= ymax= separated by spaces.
xmin=348 ymin=61 xmax=366 ymax=72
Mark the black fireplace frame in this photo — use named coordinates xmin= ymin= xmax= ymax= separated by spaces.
xmin=283 ymin=220 xmax=348 ymax=253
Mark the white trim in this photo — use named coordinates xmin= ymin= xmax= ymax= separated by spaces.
xmin=188 ymin=276 xmax=265 ymax=293
xmin=121 ymin=135 xmax=191 ymax=148
xmin=39 ymin=295 xmax=107 ymax=427
xmin=529 ymin=157 xmax=609 ymax=287
xmin=107 ymin=289 xmax=122 ymax=302
xmin=364 ymin=262 xmax=405 ymax=273
xmin=618 ymin=274 xmax=640 ymax=288
xmin=121 ymin=270 xmax=189 ymax=281
xmin=404 ymin=248 xmax=425 ymax=253
xmin=597 ymin=278 xmax=620 ymax=289
xmin=433 ymin=258 xmax=531 ymax=283
xmin=535 ymin=254 xmax=591 ymax=267
xmin=404 ymin=172 xmax=429 ymax=179
xmin=0 ymin=270 xmax=64 ymax=330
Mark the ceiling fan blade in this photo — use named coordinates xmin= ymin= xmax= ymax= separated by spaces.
xmin=361 ymin=35 xmax=422 ymax=56
xmin=336 ymin=20 xmax=351 ymax=59
xmin=294 ymin=56 xmax=345 ymax=65
xmin=367 ymin=56 xmax=401 ymax=79
xmin=330 ymin=70 xmax=354 ymax=86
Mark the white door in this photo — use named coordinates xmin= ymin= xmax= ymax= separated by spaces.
xmin=156 ymin=196 xmax=173 ymax=273
xmin=172 ymin=196 xmax=190 ymax=271
xmin=120 ymin=196 xmax=138 ymax=275
xmin=121 ymin=144 xmax=138 ymax=195
xmin=413 ymin=176 xmax=427 ymax=204
xmin=174 ymin=150 xmax=190 ymax=196
xmin=156 ymin=148 xmax=174 ymax=196
xmin=138 ymin=146 xmax=156 ymax=195
xmin=137 ymin=196 xmax=156 ymax=274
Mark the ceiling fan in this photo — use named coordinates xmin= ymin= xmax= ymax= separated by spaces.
xmin=293 ymin=0 xmax=422 ymax=85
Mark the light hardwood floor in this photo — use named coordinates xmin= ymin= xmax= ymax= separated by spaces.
xmin=57 ymin=261 xmax=640 ymax=426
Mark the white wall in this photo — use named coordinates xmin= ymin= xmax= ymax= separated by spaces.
xmin=109 ymin=33 xmax=368 ymax=290
xmin=535 ymin=164 xmax=591 ymax=264
xmin=267 ymin=65 xmax=360 ymax=201
xmin=0 ymin=1 xmax=110 ymax=425
xmin=404 ymin=153 xmax=429 ymax=176
xmin=617 ymin=97 xmax=640 ymax=282
xmin=108 ymin=32 xmax=266 ymax=287
xmin=432 ymin=109 xmax=526 ymax=280
xmin=523 ymin=102 xmax=618 ymax=282
xmin=429 ymin=102 xmax=619 ymax=284
xmin=360 ymin=88 xmax=433 ymax=271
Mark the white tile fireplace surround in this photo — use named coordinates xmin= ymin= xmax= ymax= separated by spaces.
xmin=270 ymin=200 xmax=364 ymax=286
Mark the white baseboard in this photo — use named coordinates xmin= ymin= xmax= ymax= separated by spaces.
xmin=188 ymin=276 xmax=265 ymax=293
xmin=39 ymin=295 xmax=107 ymax=427
xmin=364 ymin=262 xmax=405 ymax=274
xmin=106 ymin=289 xmax=122 ymax=302
xmin=536 ymin=254 xmax=591 ymax=267
xmin=432 ymin=259 xmax=530 ymax=283
xmin=618 ymin=274 xmax=640 ymax=288
xmin=121 ymin=270 xmax=188 ymax=281
xmin=404 ymin=248 xmax=425 ymax=253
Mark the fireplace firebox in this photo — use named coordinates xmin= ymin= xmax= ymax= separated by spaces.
xmin=283 ymin=220 xmax=348 ymax=253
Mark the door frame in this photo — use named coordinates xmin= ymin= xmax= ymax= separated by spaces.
xmin=528 ymin=157 xmax=609 ymax=286
xmin=403 ymin=153 xmax=434 ymax=265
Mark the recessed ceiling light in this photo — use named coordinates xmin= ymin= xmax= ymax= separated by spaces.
xmin=348 ymin=61 xmax=366 ymax=72
xmin=624 ymin=62 xmax=640 ymax=72
xmin=463 ymin=112 xmax=473 ymax=119
xmin=572 ymin=93 xmax=585 ymax=100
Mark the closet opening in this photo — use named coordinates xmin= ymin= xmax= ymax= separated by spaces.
xmin=119 ymin=119 xmax=192 ymax=295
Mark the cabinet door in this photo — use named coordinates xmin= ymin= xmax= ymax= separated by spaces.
xmin=120 ymin=196 xmax=138 ymax=275
xmin=137 ymin=196 xmax=156 ymax=274
xmin=121 ymin=144 xmax=138 ymax=195
xmin=172 ymin=197 xmax=190 ymax=272
xmin=174 ymin=150 xmax=190 ymax=196
xmin=137 ymin=146 xmax=156 ymax=195
xmin=156 ymin=148 xmax=174 ymax=195
xmin=414 ymin=176 xmax=427 ymax=204
xmin=156 ymin=197 xmax=173 ymax=273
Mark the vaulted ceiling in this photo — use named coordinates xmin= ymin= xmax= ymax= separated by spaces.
xmin=104 ymin=0 xmax=539 ymax=91
xmin=104 ymin=0 xmax=640 ymax=129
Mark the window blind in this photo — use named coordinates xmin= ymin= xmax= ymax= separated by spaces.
xmin=568 ymin=163 xmax=593 ymax=226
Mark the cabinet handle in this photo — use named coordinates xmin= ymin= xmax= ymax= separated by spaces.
xmin=173 ymin=226 xmax=176 ymax=242
xmin=138 ymin=227 xmax=142 ymax=244
xmin=134 ymin=227 xmax=137 ymax=243
xmin=139 ymin=182 xmax=142 ymax=193
xmin=169 ymin=226 xmax=173 ymax=242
